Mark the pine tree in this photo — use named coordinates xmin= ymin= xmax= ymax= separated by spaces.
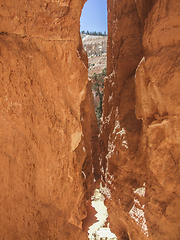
xmin=91 ymin=68 xmax=106 ymax=125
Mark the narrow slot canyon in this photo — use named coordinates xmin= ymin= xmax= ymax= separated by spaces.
xmin=0 ymin=0 xmax=180 ymax=240
xmin=80 ymin=1 xmax=118 ymax=239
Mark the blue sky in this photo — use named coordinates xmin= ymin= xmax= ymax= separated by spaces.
xmin=80 ymin=0 xmax=107 ymax=33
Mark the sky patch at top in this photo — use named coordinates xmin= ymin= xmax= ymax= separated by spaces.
xmin=80 ymin=0 xmax=107 ymax=33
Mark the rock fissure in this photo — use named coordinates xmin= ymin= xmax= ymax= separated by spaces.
xmin=0 ymin=0 xmax=180 ymax=239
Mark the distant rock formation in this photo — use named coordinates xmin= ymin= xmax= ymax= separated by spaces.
xmin=81 ymin=34 xmax=107 ymax=57
xmin=82 ymin=34 xmax=107 ymax=76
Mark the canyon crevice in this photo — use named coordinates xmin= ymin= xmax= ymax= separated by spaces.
xmin=0 ymin=0 xmax=180 ymax=240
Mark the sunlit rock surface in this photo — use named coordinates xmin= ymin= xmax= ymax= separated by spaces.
xmin=0 ymin=0 xmax=89 ymax=239
xmin=100 ymin=0 xmax=180 ymax=239
xmin=1 ymin=0 xmax=180 ymax=239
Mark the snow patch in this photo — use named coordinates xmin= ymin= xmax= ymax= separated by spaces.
xmin=129 ymin=183 xmax=149 ymax=237
xmin=88 ymin=189 xmax=117 ymax=239
xmin=103 ymin=109 xmax=113 ymax=125
xmin=96 ymin=228 xmax=117 ymax=239
xmin=99 ymin=157 xmax=102 ymax=166
xmin=92 ymin=164 xmax=94 ymax=174
xmin=100 ymin=182 xmax=111 ymax=199
xmin=134 ymin=185 xmax=146 ymax=197
xmin=108 ymin=93 xmax=113 ymax=102
xmin=105 ymin=110 xmax=128 ymax=163
xmin=82 ymin=171 xmax=86 ymax=179
xmin=88 ymin=190 xmax=108 ymax=238
xmin=100 ymin=166 xmax=105 ymax=174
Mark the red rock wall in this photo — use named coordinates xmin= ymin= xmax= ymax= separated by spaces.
xmin=1 ymin=0 xmax=180 ymax=239
xmin=0 ymin=0 xmax=90 ymax=239
xmin=101 ymin=0 xmax=180 ymax=239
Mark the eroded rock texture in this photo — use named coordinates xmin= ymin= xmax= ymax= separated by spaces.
xmin=1 ymin=0 xmax=180 ymax=239
xmin=0 ymin=0 xmax=92 ymax=239
xmin=101 ymin=0 xmax=180 ymax=239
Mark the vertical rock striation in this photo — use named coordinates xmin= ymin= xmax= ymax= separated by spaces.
xmin=101 ymin=0 xmax=180 ymax=239
xmin=0 ymin=0 xmax=92 ymax=239
xmin=1 ymin=0 xmax=180 ymax=239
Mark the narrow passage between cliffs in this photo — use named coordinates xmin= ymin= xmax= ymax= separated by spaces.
xmin=80 ymin=1 xmax=117 ymax=239
xmin=80 ymin=0 xmax=107 ymax=126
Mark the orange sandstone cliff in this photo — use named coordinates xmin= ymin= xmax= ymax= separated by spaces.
xmin=0 ymin=0 xmax=180 ymax=240
xmin=100 ymin=0 xmax=180 ymax=239
xmin=0 ymin=0 xmax=93 ymax=239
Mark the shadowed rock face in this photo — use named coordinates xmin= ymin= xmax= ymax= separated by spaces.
xmin=100 ymin=0 xmax=180 ymax=239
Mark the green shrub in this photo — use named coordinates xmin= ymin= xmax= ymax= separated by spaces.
xmin=91 ymin=68 xmax=106 ymax=126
